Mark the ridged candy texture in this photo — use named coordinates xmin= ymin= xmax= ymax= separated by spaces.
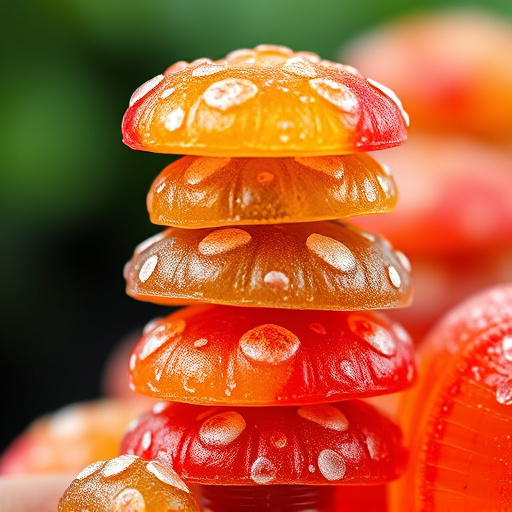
xmin=394 ymin=284 xmax=512 ymax=511
xmin=124 ymin=221 xmax=412 ymax=310
xmin=148 ymin=154 xmax=397 ymax=228
xmin=129 ymin=305 xmax=416 ymax=405
xmin=122 ymin=45 xmax=408 ymax=156
xmin=122 ymin=401 xmax=406 ymax=486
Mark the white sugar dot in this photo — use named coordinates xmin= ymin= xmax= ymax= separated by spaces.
xmin=139 ymin=255 xmax=158 ymax=283
xmin=387 ymin=265 xmax=401 ymax=288
xmin=102 ymin=455 xmax=138 ymax=477
xmin=75 ymin=460 xmax=104 ymax=480
xmin=146 ymin=461 xmax=190 ymax=493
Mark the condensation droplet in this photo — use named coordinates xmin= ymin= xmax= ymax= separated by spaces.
xmin=298 ymin=404 xmax=349 ymax=431
xmin=318 ymin=449 xmax=346 ymax=481
xmin=102 ymin=455 xmax=138 ymax=477
xmin=239 ymin=324 xmax=300 ymax=365
xmin=365 ymin=434 xmax=380 ymax=460
xmin=129 ymin=75 xmax=164 ymax=106
xmin=164 ymin=107 xmax=185 ymax=132
xmin=306 ymin=233 xmax=356 ymax=272
xmin=139 ymin=255 xmax=158 ymax=283
xmin=194 ymin=338 xmax=208 ymax=348
xmin=309 ymin=78 xmax=358 ymax=113
xmin=203 ymin=78 xmax=258 ymax=111
xmin=152 ymin=402 xmax=169 ymax=414
xmin=376 ymin=175 xmax=389 ymax=193
xmin=367 ymin=78 xmax=410 ymax=126
xmin=146 ymin=461 xmax=190 ymax=493
xmin=75 ymin=460 xmax=104 ymax=480
xmin=160 ymin=87 xmax=175 ymax=100
xmin=191 ymin=64 xmax=226 ymax=77
xmin=393 ymin=323 xmax=412 ymax=344
xmin=185 ymin=157 xmax=231 ymax=185
xmin=250 ymin=457 xmax=277 ymax=484
xmin=198 ymin=228 xmax=252 ymax=256
xmin=141 ymin=431 xmax=152 ymax=451
xmin=129 ymin=353 xmax=137 ymax=371
xmin=140 ymin=320 xmax=186 ymax=360
xmin=309 ymin=323 xmax=326 ymax=335
xmin=114 ymin=488 xmax=145 ymax=512
xmin=283 ymin=56 xmax=317 ymax=78
xmin=387 ymin=265 xmax=401 ymax=288
xmin=263 ymin=271 xmax=290 ymax=290
xmin=199 ymin=411 xmax=246 ymax=447
xmin=502 ymin=336 xmax=512 ymax=362
xmin=348 ymin=314 xmax=397 ymax=357
xmin=394 ymin=251 xmax=411 ymax=273
xmin=255 ymin=44 xmax=293 ymax=55
xmin=496 ymin=378 xmax=512 ymax=405
xmin=308 ymin=464 xmax=316 ymax=473
xmin=363 ymin=177 xmax=377 ymax=202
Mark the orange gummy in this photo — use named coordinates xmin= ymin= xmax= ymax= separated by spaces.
xmin=0 ymin=399 xmax=149 ymax=475
xmin=129 ymin=305 xmax=415 ymax=405
xmin=59 ymin=455 xmax=200 ymax=512
xmin=148 ymin=155 xmax=397 ymax=228
xmin=122 ymin=45 xmax=408 ymax=157
xmin=124 ymin=221 xmax=412 ymax=310
xmin=392 ymin=284 xmax=512 ymax=511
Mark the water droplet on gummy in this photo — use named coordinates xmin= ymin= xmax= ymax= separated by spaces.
xmin=199 ymin=411 xmax=246 ymax=447
xmin=141 ymin=431 xmax=152 ymax=451
xmin=306 ymin=233 xmax=356 ymax=272
xmin=318 ymin=449 xmax=346 ymax=481
xmin=164 ymin=108 xmax=185 ymax=132
xmin=298 ymin=404 xmax=349 ymax=431
xmin=250 ymin=457 xmax=277 ymax=484
xmin=387 ymin=265 xmax=401 ymax=288
xmin=198 ymin=228 xmax=252 ymax=256
xmin=203 ymin=78 xmax=258 ymax=111
xmin=191 ymin=63 xmax=226 ymax=77
xmin=129 ymin=74 xmax=164 ymax=106
xmin=102 ymin=455 xmax=138 ymax=477
xmin=139 ymin=255 xmax=158 ymax=283
xmin=263 ymin=271 xmax=290 ymax=290
xmin=309 ymin=78 xmax=358 ymax=114
xmin=283 ymin=56 xmax=317 ymax=78
xmin=194 ymin=338 xmax=208 ymax=348
xmin=309 ymin=323 xmax=326 ymax=335
xmin=114 ymin=488 xmax=145 ymax=512
xmin=239 ymin=324 xmax=300 ymax=365
xmin=502 ymin=335 xmax=512 ymax=362
xmin=394 ymin=251 xmax=411 ymax=272
xmin=348 ymin=314 xmax=397 ymax=357
xmin=496 ymin=378 xmax=512 ymax=405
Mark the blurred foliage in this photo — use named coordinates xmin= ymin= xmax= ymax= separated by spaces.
xmin=1 ymin=0 xmax=511 ymax=450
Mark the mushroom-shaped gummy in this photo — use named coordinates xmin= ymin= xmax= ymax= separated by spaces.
xmin=129 ymin=305 xmax=416 ymax=405
xmin=0 ymin=400 xmax=149 ymax=475
xmin=124 ymin=221 xmax=412 ymax=310
xmin=58 ymin=455 xmax=200 ymax=512
xmin=122 ymin=401 xmax=406 ymax=486
xmin=148 ymin=154 xmax=397 ymax=228
xmin=122 ymin=45 xmax=408 ymax=156
xmin=393 ymin=284 xmax=512 ymax=511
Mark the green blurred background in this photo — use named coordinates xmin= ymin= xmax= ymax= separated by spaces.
xmin=1 ymin=0 xmax=511 ymax=451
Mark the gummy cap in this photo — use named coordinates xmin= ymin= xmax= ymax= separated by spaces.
xmin=122 ymin=45 xmax=408 ymax=157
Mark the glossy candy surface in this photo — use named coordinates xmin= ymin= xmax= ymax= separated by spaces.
xmin=122 ymin=401 xmax=406 ymax=486
xmin=0 ymin=400 xmax=149 ymax=475
xmin=125 ymin=221 xmax=412 ymax=310
xmin=122 ymin=45 xmax=408 ymax=156
xmin=148 ymin=155 xmax=397 ymax=228
xmin=129 ymin=305 xmax=415 ymax=405
xmin=59 ymin=455 xmax=199 ymax=512
xmin=393 ymin=284 xmax=512 ymax=511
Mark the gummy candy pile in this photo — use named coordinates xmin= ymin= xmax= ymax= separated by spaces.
xmin=59 ymin=45 xmax=414 ymax=511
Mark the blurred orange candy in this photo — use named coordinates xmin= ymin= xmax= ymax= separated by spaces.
xmin=343 ymin=9 xmax=512 ymax=142
xmin=0 ymin=399 xmax=149 ymax=475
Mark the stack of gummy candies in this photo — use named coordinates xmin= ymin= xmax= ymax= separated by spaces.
xmin=59 ymin=45 xmax=415 ymax=512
